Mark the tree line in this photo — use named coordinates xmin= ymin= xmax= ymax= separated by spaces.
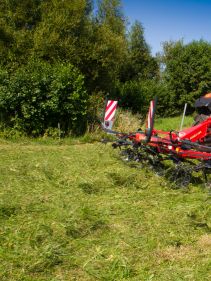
xmin=0 ymin=0 xmax=211 ymax=135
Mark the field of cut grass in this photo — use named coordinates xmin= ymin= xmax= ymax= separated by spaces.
xmin=0 ymin=131 xmax=210 ymax=280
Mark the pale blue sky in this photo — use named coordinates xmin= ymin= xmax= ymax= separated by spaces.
xmin=122 ymin=0 xmax=211 ymax=55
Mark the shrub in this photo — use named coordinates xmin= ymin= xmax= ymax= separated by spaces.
xmin=116 ymin=79 xmax=171 ymax=117
xmin=0 ymin=61 xmax=88 ymax=135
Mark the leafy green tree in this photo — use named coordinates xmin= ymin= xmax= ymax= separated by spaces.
xmin=0 ymin=0 xmax=167 ymax=134
xmin=162 ymin=40 xmax=211 ymax=113
xmin=32 ymin=0 xmax=127 ymax=93
xmin=127 ymin=21 xmax=158 ymax=81
xmin=80 ymin=0 xmax=128 ymax=93
xmin=96 ymin=0 xmax=125 ymax=35
xmin=0 ymin=0 xmax=43 ymax=66
xmin=0 ymin=0 xmax=93 ymax=67
xmin=33 ymin=0 xmax=90 ymax=62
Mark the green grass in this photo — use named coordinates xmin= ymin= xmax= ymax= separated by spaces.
xmin=155 ymin=115 xmax=193 ymax=131
xmin=0 ymin=137 xmax=210 ymax=280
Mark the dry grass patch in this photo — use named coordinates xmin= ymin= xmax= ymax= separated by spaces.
xmin=197 ymin=234 xmax=211 ymax=248
xmin=155 ymin=245 xmax=196 ymax=262
xmin=155 ymin=234 xmax=211 ymax=263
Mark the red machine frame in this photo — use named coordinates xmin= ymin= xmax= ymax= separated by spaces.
xmin=102 ymin=97 xmax=211 ymax=187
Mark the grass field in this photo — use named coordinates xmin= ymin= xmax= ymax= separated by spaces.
xmin=0 ymin=135 xmax=210 ymax=281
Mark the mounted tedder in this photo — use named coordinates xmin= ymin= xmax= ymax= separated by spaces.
xmin=101 ymin=94 xmax=211 ymax=188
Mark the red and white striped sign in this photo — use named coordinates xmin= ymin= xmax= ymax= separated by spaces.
xmin=147 ymin=100 xmax=155 ymax=129
xmin=104 ymin=100 xmax=118 ymax=121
